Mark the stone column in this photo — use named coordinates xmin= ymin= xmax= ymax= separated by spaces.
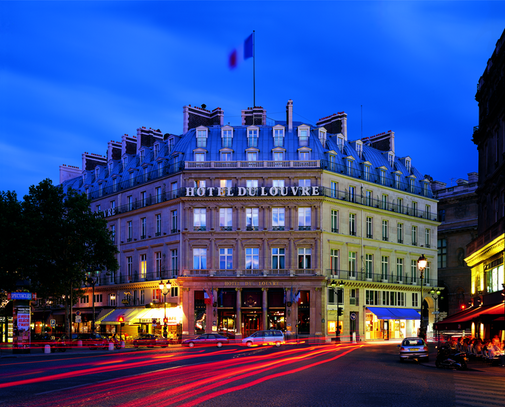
xmin=236 ymin=288 xmax=242 ymax=340
xmin=182 ymin=287 xmax=191 ymax=337
xmin=262 ymin=288 xmax=268 ymax=330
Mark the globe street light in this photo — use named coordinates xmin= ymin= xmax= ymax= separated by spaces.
xmin=86 ymin=269 xmax=100 ymax=334
xmin=159 ymin=281 xmax=171 ymax=338
xmin=417 ymin=254 xmax=427 ymax=340
xmin=330 ymin=280 xmax=344 ymax=342
xmin=430 ymin=288 xmax=442 ymax=343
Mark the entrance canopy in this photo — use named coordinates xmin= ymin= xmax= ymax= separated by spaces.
xmin=133 ymin=307 xmax=183 ymax=326
xmin=367 ymin=307 xmax=420 ymax=320
xmin=434 ymin=303 xmax=505 ymax=330
xmin=97 ymin=308 xmax=144 ymax=325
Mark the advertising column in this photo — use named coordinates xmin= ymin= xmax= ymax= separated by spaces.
xmin=9 ymin=292 xmax=36 ymax=353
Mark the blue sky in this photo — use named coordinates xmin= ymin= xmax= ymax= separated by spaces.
xmin=1 ymin=1 xmax=504 ymax=198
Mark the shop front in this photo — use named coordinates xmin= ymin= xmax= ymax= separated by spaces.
xmin=134 ymin=306 xmax=183 ymax=342
xmin=365 ymin=307 xmax=420 ymax=340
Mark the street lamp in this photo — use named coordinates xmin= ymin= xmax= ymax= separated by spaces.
xmin=330 ymin=280 xmax=344 ymax=342
xmin=159 ymin=280 xmax=171 ymax=338
xmin=429 ymin=288 xmax=442 ymax=343
xmin=417 ymin=254 xmax=427 ymax=340
xmin=86 ymin=269 xmax=100 ymax=334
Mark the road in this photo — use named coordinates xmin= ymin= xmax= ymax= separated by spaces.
xmin=1 ymin=342 xmax=504 ymax=406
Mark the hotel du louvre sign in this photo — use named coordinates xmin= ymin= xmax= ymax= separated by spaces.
xmin=185 ymin=185 xmax=321 ymax=198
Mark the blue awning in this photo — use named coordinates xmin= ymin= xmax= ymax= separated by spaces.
xmin=367 ymin=307 xmax=420 ymax=320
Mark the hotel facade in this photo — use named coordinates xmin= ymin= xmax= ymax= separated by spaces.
xmin=55 ymin=100 xmax=440 ymax=342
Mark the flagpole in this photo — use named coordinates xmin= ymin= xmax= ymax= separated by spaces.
xmin=253 ymin=30 xmax=255 ymax=107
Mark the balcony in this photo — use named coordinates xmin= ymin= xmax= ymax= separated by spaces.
xmin=186 ymin=159 xmax=320 ymax=170
xmin=185 ymin=269 xmax=321 ymax=277
xmin=141 ymin=235 xmax=146 ymax=240
xmin=113 ymin=269 xmax=178 ymax=284
xmin=366 ymin=234 xmax=373 ymax=239
xmin=272 ymin=226 xmax=285 ymax=231
xmin=298 ymin=226 xmax=311 ymax=231
xmin=246 ymin=226 xmax=259 ymax=231
xmin=328 ymin=269 xmax=437 ymax=287
xmin=155 ymin=232 xmax=161 ymax=237
xmin=220 ymin=226 xmax=232 ymax=231
xmin=382 ymin=236 xmax=389 ymax=242
xmin=194 ymin=226 xmax=206 ymax=232
xmin=332 ymin=228 xmax=339 ymax=233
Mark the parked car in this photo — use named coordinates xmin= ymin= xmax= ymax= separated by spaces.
xmin=133 ymin=334 xmax=169 ymax=348
xmin=31 ymin=333 xmax=66 ymax=352
xmin=242 ymin=330 xmax=285 ymax=347
xmin=182 ymin=333 xmax=229 ymax=348
xmin=70 ymin=333 xmax=109 ymax=350
xmin=398 ymin=337 xmax=429 ymax=362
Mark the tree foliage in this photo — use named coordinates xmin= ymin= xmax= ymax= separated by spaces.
xmin=0 ymin=179 xmax=118 ymax=298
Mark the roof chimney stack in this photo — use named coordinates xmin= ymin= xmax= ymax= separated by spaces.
xmin=286 ymin=100 xmax=293 ymax=132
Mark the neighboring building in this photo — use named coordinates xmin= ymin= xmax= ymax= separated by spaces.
xmin=443 ymin=29 xmax=505 ymax=340
xmin=50 ymin=100 xmax=439 ymax=342
xmin=431 ymin=174 xmax=478 ymax=319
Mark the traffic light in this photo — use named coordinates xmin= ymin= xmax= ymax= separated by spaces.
xmin=460 ymin=304 xmax=466 ymax=310
xmin=163 ymin=317 xmax=168 ymax=325
xmin=338 ymin=308 xmax=343 ymax=316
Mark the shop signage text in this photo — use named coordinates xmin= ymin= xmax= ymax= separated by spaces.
xmin=224 ymin=281 xmax=280 ymax=287
xmin=186 ymin=186 xmax=321 ymax=198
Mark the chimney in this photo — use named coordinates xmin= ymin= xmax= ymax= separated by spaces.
xmin=107 ymin=140 xmax=122 ymax=161
xmin=241 ymin=106 xmax=267 ymax=126
xmin=59 ymin=164 xmax=81 ymax=184
xmin=184 ymin=105 xmax=224 ymax=133
xmin=430 ymin=181 xmax=447 ymax=192
xmin=286 ymin=100 xmax=293 ymax=131
xmin=136 ymin=127 xmax=163 ymax=149
xmin=468 ymin=172 xmax=478 ymax=183
xmin=82 ymin=152 xmax=107 ymax=172
xmin=122 ymin=134 xmax=137 ymax=156
xmin=316 ymin=112 xmax=347 ymax=140
xmin=364 ymin=130 xmax=395 ymax=153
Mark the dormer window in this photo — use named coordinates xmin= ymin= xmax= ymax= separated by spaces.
xmin=363 ymin=162 xmax=371 ymax=181
xmin=394 ymin=172 xmax=402 ymax=189
xmin=298 ymin=125 xmax=310 ymax=147
xmin=221 ymin=127 xmax=233 ymax=148
xmin=129 ymin=171 xmax=135 ymax=187
xmin=273 ymin=125 xmax=285 ymax=147
xmin=168 ymin=138 xmax=175 ymax=153
xmin=273 ymin=151 xmax=284 ymax=161
xmin=318 ymin=128 xmax=327 ymax=148
xmin=157 ymin=161 xmax=163 ymax=177
xmin=123 ymin=156 xmax=128 ymax=170
xmin=355 ymin=141 xmax=363 ymax=159
xmin=345 ymin=157 xmax=355 ymax=176
xmin=98 ymin=182 xmax=103 ymax=197
xmin=108 ymin=162 xmax=113 ymax=175
xmin=423 ymin=180 xmax=429 ymax=196
xmin=95 ymin=167 xmax=100 ymax=180
xmin=143 ymin=167 xmax=148 ymax=182
xmin=195 ymin=152 xmax=205 ymax=162
xmin=196 ymin=126 xmax=208 ymax=148
xmin=388 ymin=152 xmax=395 ymax=167
xmin=405 ymin=157 xmax=411 ymax=173
xmin=299 ymin=148 xmax=311 ymax=161
xmin=154 ymin=143 xmax=160 ymax=158
xmin=408 ymin=176 xmax=416 ymax=193
xmin=337 ymin=136 xmax=344 ymax=152
xmin=139 ymin=149 xmax=145 ymax=164
xmin=379 ymin=168 xmax=387 ymax=185
xmin=247 ymin=127 xmax=259 ymax=147
xmin=220 ymin=151 xmax=232 ymax=161
xmin=247 ymin=151 xmax=258 ymax=161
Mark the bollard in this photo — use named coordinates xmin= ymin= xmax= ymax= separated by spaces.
xmin=120 ymin=340 xmax=125 ymax=349
xmin=44 ymin=345 xmax=51 ymax=354
xmin=108 ymin=342 xmax=114 ymax=351
xmin=77 ymin=340 xmax=83 ymax=347
xmin=352 ymin=332 xmax=357 ymax=343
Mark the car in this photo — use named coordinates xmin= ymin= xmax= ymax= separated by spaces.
xmin=31 ymin=333 xmax=66 ymax=352
xmin=242 ymin=330 xmax=285 ymax=347
xmin=70 ymin=333 xmax=109 ymax=350
xmin=133 ymin=334 xmax=169 ymax=348
xmin=182 ymin=333 xmax=229 ymax=348
xmin=398 ymin=337 xmax=429 ymax=362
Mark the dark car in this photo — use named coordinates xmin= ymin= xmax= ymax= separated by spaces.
xmin=398 ymin=337 xmax=429 ymax=362
xmin=70 ymin=333 xmax=109 ymax=350
xmin=31 ymin=333 xmax=67 ymax=352
xmin=182 ymin=333 xmax=229 ymax=348
xmin=133 ymin=334 xmax=169 ymax=348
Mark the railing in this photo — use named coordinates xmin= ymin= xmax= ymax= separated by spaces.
xmin=186 ymin=269 xmax=320 ymax=277
xmin=186 ymin=159 xmax=320 ymax=169
xmin=327 ymin=269 xmax=437 ymax=287
xmin=466 ymin=217 xmax=505 ymax=256
xmin=102 ymin=270 xmax=178 ymax=285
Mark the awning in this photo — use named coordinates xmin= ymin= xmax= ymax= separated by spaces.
xmin=435 ymin=303 xmax=505 ymax=330
xmin=95 ymin=309 xmax=115 ymax=324
xmin=367 ymin=307 xmax=420 ymax=320
xmin=98 ymin=308 xmax=144 ymax=325
xmin=132 ymin=307 xmax=183 ymax=325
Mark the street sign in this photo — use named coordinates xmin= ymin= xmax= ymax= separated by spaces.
xmin=75 ymin=316 xmax=82 ymax=323
xmin=432 ymin=311 xmax=440 ymax=314
xmin=76 ymin=311 xmax=81 ymax=316
xmin=350 ymin=312 xmax=357 ymax=321
xmin=50 ymin=319 xmax=56 ymax=328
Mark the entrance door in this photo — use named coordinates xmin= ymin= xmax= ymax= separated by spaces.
xmin=242 ymin=312 xmax=262 ymax=338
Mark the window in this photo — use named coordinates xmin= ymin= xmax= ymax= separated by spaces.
xmin=110 ymin=293 xmax=116 ymax=307
xmin=143 ymin=167 xmax=148 ymax=182
xmin=409 ymin=177 xmax=415 ymax=193
xmin=331 ymin=181 xmax=338 ymax=198
xmin=129 ymin=172 xmax=135 ymax=187
xmin=154 ymin=144 xmax=159 ymax=158
xmin=380 ymin=169 xmax=386 ymax=185
xmin=197 ymin=129 xmax=207 ymax=148
xmin=425 ymin=229 xmax=431 ymax=248
xmin=127 ymin=256 xmax=133 ymax=281
xmin=364 ymin=164 xmax=370 ymax=181
xmin=299 ymin=151 xmax=310 ymax=160
xmin=412 ymin=201 xmax=418 ymax=217
xmin=141 ymin=191 xmax=146 ymax=207
xmin=299 ymin=179 xmax=311 ymax=187
xmin=219 ymin=248 xmax=233 ymax=270
xmin=330 ymin=249 xmax=339 ymax=272
xmin=349 ymin=213 xmax=356 ymax=236
xmin=272 ymin=248 xmax=285 ymax=270
xmin=171 ymin=181 xmax=178 ymax=198
xmin=171 ymin=210 xmax=178 ymax=233
xmin=388 ymin=152 xmax=394 ymax=167
xmin=298 ymin=207 xmax=311 ymax=230
xmin=111 ymin=225 xmax=116 ymax=242
xmin=222 ymin=129 xmax=233 ymax=148
xmin=397 ymin=223 xmax=403 ymax=243
xmin=425 ymin=204 xmax=431 ymax=218
xmin=366 ymin=217 xmax=373 ymax=238
xmin=319 ymin=129 xmax=327 ymax=147
xmin=194 ymin=180 xmax=206 ymax=189
xmin=141 ymin=217 xmax=146 ymax=239
xmin=396 ymin=258 xmax=404 ymax=281
xmin=397 ymin=198 xmax=403 ymax=213
xmin=425 ymin=262 xmax=431 ymax=283
xmin=220 ymin=179 xmax=233 ymax=192
xmin=221 ymin=151 xmax=232 ymax=161
xmin=96 ymin=204 xmax=101 ymax=212
xmin=140 ymin=254 xmax=147 ymax=279
xmin=349 ymin=252 xmax=356 ymax=277
xmin=113 ymin=178 xmax=118 ymax=192
xmin=127 ymin=221 xmax=133 ymax=241
xmin=195 ymin=152 xmax=205 ymax=162
xmin=411 ymin=260 xmax=417 ymax=283
xmin=219 ymin=208 xmax=232 ymax=231
xmin=298 ymin=248 xmax=312 ymax=269
xmin=412 ymin=293 xmax=418 ymax=308
xmin=356 ymin=142 xmax=362 ymax=159
xmin=337 ymin=136 xmax=344 ymax=152
xmin=381 ymin=194 xmax=388 ymax=210
xmin=156 ymin=214 xmax=161 ymax=236
xmin=390 ymin=291 xmax=397 ymax=306
xmin=411 ymin=226 xmax=417 ymax=246
xmin=246 ymin=208 xmax=259 ymax=230
xmin=272 ymin=208 xmax=285 ymax=230
xmin=273 ymin=151 xmax=284 ymax=161
xmin=171 ymin=249 xmax=178 ymax=277
xmin=155 ymin=187 xmax=162 ymax=203
xmin=382 ymin=290 xmax=389 ymax=306
xmin=381 ymin=256 xmax=389 ymax=280
xmin=157 ymin=162 xmax=163 ymax=177
xmin=194 ymin=208 xmax=206 ymax=231
xmin=346 ymin=159 xmax=353 ymax=175
xmin=247 ymin=152 xmax=258 ymax=162
xmin=245 ymin=247 xmax=259 ymax=269
xmin=365 ymin=254 xmax=373 ymax=279
xmin=382 ymin=220 xmax=389 ymax=241
xmin=140 ymin=290 xmax=145 ymax=305
xmin=248 ymin=128 xmax=258 ymax=147
xmin=331 ymin=210 xmax=339 ymax=233
xmin=438 ymin=238 xmax=447 ymax=268
xmin=272 ymin=179 xmax=284 ymax=188
xmin=298 ymin=128 xmax=309 ymax=146
xmin=405 ymin=158 xmax=411 ymax=173
xmin=394 ymin=173 xmax=401 ymax=189
xmin=155 ymin=252 xmax=162 ymax=278
xmin=139 ymin=150 xmax=145 ymax=164
xmin=193 ymin=248 xmax=207 ymax=270
xmin=366 ymin=190 xmax=373 ymax=206
xmin=273 ymin=128 xmax=284 ymax=147
xmin=111 ymin=200 xmax=116 ymax=209
xmin=246 ymin=180 xmax=258 ymax=188
xmin=349 ymin=186 xmax=356 ymax=202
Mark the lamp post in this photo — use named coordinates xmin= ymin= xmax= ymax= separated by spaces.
xmin=86 ymin=270 xmax=100 ymax=334
xmin=430 ymin=288 xmax=442 ymax=343
xmin=330 ymin=280 xmax=344 ymax=342
xmin=417 ymin=254 xmax=427 ymax=340
xmin=159 ymin=281 xmax=171 ymax=338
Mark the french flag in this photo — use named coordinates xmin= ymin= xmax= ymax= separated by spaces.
xmin=229 ymin=33 xmax=253 ymax=69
